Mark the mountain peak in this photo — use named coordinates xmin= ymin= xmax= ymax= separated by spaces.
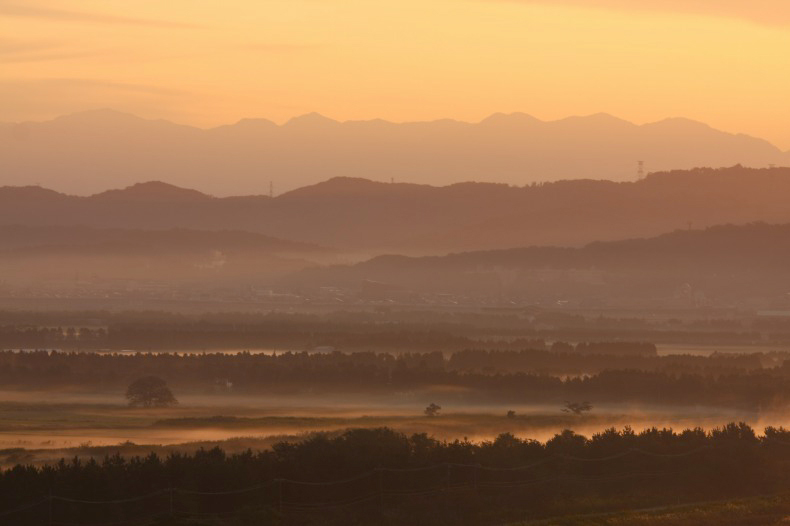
xmin=285 ymin=112 xmax=339 ymax=128
xmin=209 ymin=118 xmax=278 ymax=135
xmin=479 ymin=112 xmax=541 ymax=126
xmin=643 ymin=117 xmax=714 ymax=132
xmin=556 ymin=112 xmax=635 ymax=127
xmin=281 ymin=177 xmax=386 ymax=199
xmin=92 ymin=181 xmax=212 ymax=202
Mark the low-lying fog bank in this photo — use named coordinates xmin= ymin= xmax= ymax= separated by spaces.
xmin=3 ymin=394 xmax=787 ymax=468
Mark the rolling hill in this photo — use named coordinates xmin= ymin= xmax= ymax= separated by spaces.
xmin=291 ymin=222 xmax=790 ymax=302
xmin=3 ymin=167 xmax=790 ymax=253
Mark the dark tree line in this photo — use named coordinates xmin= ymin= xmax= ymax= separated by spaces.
xmin=3 ymin=424 xmax=790 ymax=525
xmin=446 ymin=347 xmax=769 ymax=375
xmin=1 ymin=350 xmax=790 ymax=408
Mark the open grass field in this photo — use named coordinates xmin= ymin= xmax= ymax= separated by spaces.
xmin=512 ymin=492 xmax=790 ymax=525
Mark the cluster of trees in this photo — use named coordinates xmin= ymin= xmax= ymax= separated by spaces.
xmin=549 ymin=341 xmax=656 ymax=356
xmin=1 ymin=350 xmax=789 ymax=409
xmin=125 ymin=376 xmax=178 ymax=408
xmin=2 ymin=424 xmax=790 ymax=525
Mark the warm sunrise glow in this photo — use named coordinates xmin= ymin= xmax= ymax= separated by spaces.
xmin=5 ymin=2 xmax=790 ymax=523
xmin=2 ymin=0 xmax=790 ymax=148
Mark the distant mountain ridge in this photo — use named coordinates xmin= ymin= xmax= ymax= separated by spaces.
xmin=292 ymin=222 xmax=790 ymax=301
xmin=359 ymin=222 xmax=790 ymax=272
xmin=3 ymin=166 xmax=790 ymax=253
xmin=1 ymin=109 xmax=788 ymax=196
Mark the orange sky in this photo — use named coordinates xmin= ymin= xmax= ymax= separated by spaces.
xmin=2 ymin=0 xmax=790 ymax=148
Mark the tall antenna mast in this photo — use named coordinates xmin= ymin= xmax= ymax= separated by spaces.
xmin=269 ymin=181 xmax=274 ymax=198
xmin=637 ymin=160 xmax=645 ymax=180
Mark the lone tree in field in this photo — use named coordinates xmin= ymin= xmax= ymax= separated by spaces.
xmin=424 ymin=403 xmax=441 ymax=417
xmin=126 ymin=376 xmax=178 ymax=408
xmin=562 ymin=401 xmax=592 ymax=415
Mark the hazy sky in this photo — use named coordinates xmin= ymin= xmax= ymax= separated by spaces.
xmin=2 ymin=0 xmax=790 ymax=148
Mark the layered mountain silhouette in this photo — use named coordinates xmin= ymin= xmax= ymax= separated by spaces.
xmin=1 ymin=109 xmax=788 ymax=196
xmin=4 ymin=167 xmax=790 ymax=253
xmin=292 ymin=222 xmax=790 ymax=301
